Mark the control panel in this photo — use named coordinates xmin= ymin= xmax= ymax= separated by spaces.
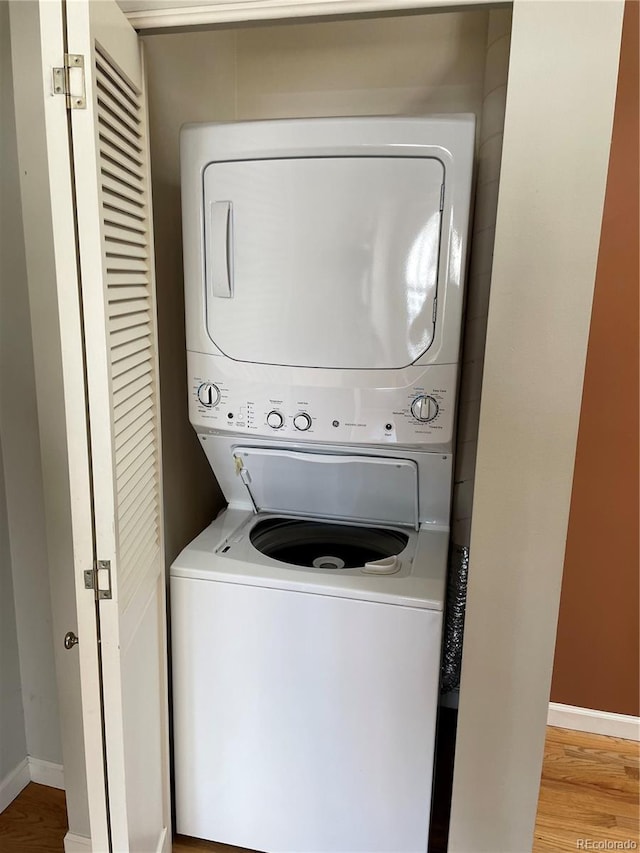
xmin=188 ymin=354 xmax=459 ymax=449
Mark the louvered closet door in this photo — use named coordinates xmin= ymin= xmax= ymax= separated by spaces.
xmin=66 ymin=2 xmax=170 ymax=850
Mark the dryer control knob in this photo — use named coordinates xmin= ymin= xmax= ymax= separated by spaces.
xmin=267 ymin=410 xmax=284 ymax=429
xmin=197 ymin=382 xmax=220 ymax=408
xmin=293 ymin=413 xmax=312 ymax=431
xmin=411 ymin=395 xmax=439 ymax=422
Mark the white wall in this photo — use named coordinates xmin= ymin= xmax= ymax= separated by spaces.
xmin=0 ymin=0 xmax=62 ymax=776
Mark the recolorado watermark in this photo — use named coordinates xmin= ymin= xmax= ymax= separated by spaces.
xmin=576 ymin=842 xmax=638 ymax=850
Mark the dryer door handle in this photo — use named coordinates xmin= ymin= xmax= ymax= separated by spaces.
xmin=208 ymin=201 xmax=234 ymax=298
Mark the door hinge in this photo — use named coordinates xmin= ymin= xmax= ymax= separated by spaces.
xmin=84 ymin=560 xmax=112 ymax=600
xmin=439 ymin=183 xmax=445 ymax=211
xmin=53 ymin=54 xmax=86 ymax=109
xmin=432 ymin=297 xmax=438 ymax=323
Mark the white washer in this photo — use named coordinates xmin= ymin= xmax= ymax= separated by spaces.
xmin=171 ymin=453 xmax=448 ymax=853
xmin=172 ymin=116 xmax=475 ymax=853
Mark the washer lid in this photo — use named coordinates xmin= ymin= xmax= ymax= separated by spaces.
xmin=233 ymin=447 xmax=419 ymax=529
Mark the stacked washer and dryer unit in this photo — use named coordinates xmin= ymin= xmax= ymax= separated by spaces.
xmin=171 ymin=117 xmax=475 ymax=853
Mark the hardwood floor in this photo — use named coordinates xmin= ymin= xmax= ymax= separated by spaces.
xmin=0 ymin=783 xmax=67 ymax=853
xmin=1 ymin=727 xmax=637 ymax=853
xmin=533 ymin=726 xmax=639 ymax=852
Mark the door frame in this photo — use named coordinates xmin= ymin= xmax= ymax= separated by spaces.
xmin=9 ymin=0 xmax=110 ymax=848
xmin=10 ymin=0 xmax=624 ymax=850
xmin=124 ymin=1 xmax=625 ymax=848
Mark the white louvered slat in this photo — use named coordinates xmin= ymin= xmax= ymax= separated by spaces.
xmin=114 ymin=400 xmax=154 ymax=450
xmin=115 ymin=419 xmax=155 ymax=476
xmin=95 ymin=49 xmax=161 ymax=613
xmin=97 ymin=102 xmax=142 ymax=150
xmin=108 ymin=285 xmax=150 ymax=304
xmin=96 ymin=80 xmax=141 ymax=133
xmin=102 ymin=193 xmax=145 ymax=222
xmin=99 ymin=125 xmax=143 ymax=168
xmin=102 ymin=174 xmax=145 ymax=208
xmin=120 ymin=527 xmax=158 ymax=588
xmin=113 ymin=382 xmax=154 ymax=427
xmin=118 ymin=489 xmax=157 ymax=548
xmin=106 ymin=271 xmax=149 ymax=287
xmin=108 ymin=309 xmax=149 ymax=332
xmin=122 ymin=527 xmax=160 ymax=588
xmin=103 ymin=205 xmax=146 ymax=231
xmin=105 ymin=257 xmax=148 ymax=274
xmin=113 ymin=368 xmax=153 ymax=410
xmin=111 ymin=357 xmax=152 ymax=392
xmin=117 ymin=469 xmax=157 ymax=521
xmin=95 ymin=49 xmax=139 ymax=102
xmin=114 ymin=400 xmax=154 ymax=448
xmin=110 ymin=322 xmax=151 ymax=352
xmin=98 ymin=115 xmax=142 ymax=160
xmin=110 ymin=337 xmax=151 ymax=369
xmin=119 ymin=543 xmax=160 ymax=618
xmin=101 ymin=157 xmax=144 ymax=193
xmin=116 ymin=441 xmax=155 ymax=492
xmin=110 ymin=347 xmax=151 ymax=380
xmin=105 ymin=240 xmax=147 ymax=261
xmin=104 ymin=221 xmax=146 ymax=245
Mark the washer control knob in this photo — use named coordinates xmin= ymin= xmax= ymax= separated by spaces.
xmin=197 ymin=382 xmax=220 ymax=408
xmin=267 ymin=410 xmax=284 ymax=429
xmin=293 ymin=412 xmax=312 ymax=431
xmin=411 ymin=395 xmax=439 ymax=422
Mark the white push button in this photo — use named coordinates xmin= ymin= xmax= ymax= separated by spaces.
xmin=293 ymin=413 xmax=312 ymax=431
xmin=266 ymin=410 xmax=284 ymax=429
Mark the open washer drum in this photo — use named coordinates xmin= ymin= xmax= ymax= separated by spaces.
xmin=228 ymin=446 xmax=422 ymax=577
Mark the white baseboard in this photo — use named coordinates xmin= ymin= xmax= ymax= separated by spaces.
xmin=0 ymin=757 xmax=30 ymax=814
xmin=64 ymin=832 xmax=93 ymax=852
xmin=28 ymin=757 xmax=65 ymax=790
xmin=548 ymin=702 xmax=640 ymax=741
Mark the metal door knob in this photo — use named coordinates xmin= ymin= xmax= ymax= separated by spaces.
xmin=64 ymin=631 xmax=79 ymax=650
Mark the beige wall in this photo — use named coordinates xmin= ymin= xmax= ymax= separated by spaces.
xmin=234 ymin=11 xmax=487 ymax=119
xmin=143 ymin=29 xmax=235 ymax=564
xmin=142 ymin=7 xmax=491 ymax=565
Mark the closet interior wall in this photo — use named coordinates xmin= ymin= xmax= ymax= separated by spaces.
xmin=143 ymin=7 xmax=509 ymax=576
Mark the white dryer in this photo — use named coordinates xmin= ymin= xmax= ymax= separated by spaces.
xmin=172 ymin=116 xmax=475 ymax=853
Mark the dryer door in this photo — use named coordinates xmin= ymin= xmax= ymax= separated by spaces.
xmin=204 ymin=156 xmax=444 ymax=369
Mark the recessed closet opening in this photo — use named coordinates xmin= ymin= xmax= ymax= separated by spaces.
xmin=140 ymin=6 xmax=511 ymax=849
